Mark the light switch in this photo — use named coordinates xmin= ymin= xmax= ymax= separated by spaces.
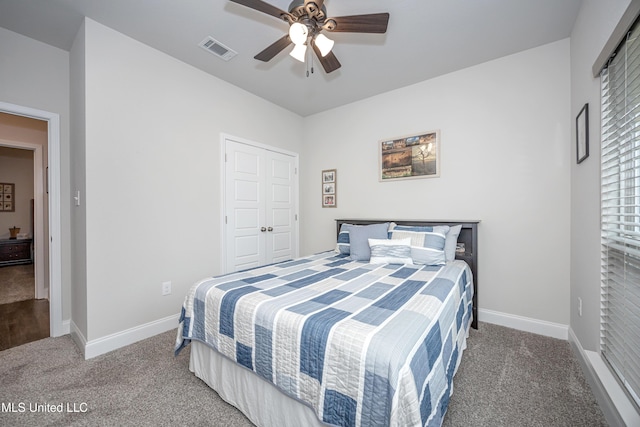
xmin=74 ymin=190 xmax=80 ymax=206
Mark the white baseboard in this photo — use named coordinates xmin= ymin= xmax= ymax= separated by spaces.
xmin=69 ymin=319 xmax=87 ymax=359
xmin=81 ymin=313 xmax=180 ymax=360
xmin=478 ymin=308 xmax=568 ymax=340
xmin=68 ymin=309 xmax=562 ymax=358
xmin=568 ymin=328 xmax=639 ymax=427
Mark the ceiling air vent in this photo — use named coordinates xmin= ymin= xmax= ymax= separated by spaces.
xmin=199 ymin=37 xmax=237 ymax=61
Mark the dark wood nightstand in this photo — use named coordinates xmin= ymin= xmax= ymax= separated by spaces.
xmin=0 ymin=239 xmax=33 ymax=267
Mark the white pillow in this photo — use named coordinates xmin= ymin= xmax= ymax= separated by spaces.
xmin=368 ymin=238 xmax=413 ymax=265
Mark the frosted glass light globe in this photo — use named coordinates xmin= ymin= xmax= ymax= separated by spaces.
xmin=289 ymin=22 xmax=308 ymax=45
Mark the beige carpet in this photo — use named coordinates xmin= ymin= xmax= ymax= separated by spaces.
xmin=0 ymin=264 xmax=35 ymax=305
xmin=0 ymin=322 xmax=608 ymax=427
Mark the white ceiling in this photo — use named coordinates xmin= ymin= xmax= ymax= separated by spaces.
xmin=0 ymin=0 xmax=582 ymax=117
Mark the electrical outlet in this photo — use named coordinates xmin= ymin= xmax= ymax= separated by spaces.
xmin=578 ymin=297 xmax=582 ymax=317
xmin=162 ymin=281 xmax=171 ymax=296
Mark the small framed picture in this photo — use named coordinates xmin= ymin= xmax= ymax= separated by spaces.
xmin=322 ymin=170 xmax=335 ymax=183
xmin=576 ymin=103 xmax=589 ymax=164
xmin=322 ymin=169 xmax=337 ymax=208
xmin=323 ymin=195 xmax=336 ymax=207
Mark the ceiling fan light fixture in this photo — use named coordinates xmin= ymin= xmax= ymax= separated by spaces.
xmin=314 ymin=33 xmax=334 ymax=57
xmin=288 ymin=22 xmax=308 ymax=45
xmin=233 ymin=0 xmax=388 ymax=74
xmin=289 ymin=43 xmax=307 ymax=62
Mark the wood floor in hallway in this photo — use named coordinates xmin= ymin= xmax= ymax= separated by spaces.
xmin=0 ymin=299 xmax=49 ymax=351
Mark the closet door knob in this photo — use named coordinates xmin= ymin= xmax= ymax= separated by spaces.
xmin=267 ymin=227 xmax=273 ymax=232
xmin=260 ymin=227 xmax=267 ymax=232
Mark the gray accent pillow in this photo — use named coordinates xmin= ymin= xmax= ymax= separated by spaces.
xmin=444 ymin=224 xmax=462 ymax=262
xmin=349 ymin=223 xmax=390 ymax=261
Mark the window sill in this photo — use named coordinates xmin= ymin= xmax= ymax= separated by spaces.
xmin=570 ymin=328 xmax=640 ymax=427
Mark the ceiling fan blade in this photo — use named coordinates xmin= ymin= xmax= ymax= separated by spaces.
xmin=312 ymin=43 xmax=341 ymax=73
xmin=229 ymin=0 xmax=292 ymax=21
xmin=324 ymin=13 xmax=389 ymax=33
xmin=254 ymin=35 xmax=292 ymax=62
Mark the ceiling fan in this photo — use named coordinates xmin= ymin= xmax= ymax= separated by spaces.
xmin=229 ymin=0 xmax=390 ymax=73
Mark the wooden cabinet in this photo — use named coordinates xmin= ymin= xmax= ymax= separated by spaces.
xmin=0 ymin=239 xmax=33 ymax=267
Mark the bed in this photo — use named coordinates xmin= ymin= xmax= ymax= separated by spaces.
xmin=175 ymin=219 xmax=479 ymax=427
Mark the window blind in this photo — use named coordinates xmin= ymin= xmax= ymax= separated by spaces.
xmin=601 ymin=20 xmax=640 ymax=409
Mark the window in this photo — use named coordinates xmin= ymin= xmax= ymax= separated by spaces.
xmin=601 ymin=20 xmax=640 ymax=408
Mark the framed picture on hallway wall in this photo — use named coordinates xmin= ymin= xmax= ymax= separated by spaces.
xmin=0 ymin=183 xmax=15 ymax=212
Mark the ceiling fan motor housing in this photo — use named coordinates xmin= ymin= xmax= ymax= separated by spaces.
xmin=287 ymin=0 xmax=326 ymax=21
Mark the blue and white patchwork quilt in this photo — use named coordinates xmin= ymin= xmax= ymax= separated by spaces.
xmin=175 ymin=251 xmax=473 ymax=427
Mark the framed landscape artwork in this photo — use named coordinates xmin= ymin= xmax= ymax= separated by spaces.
xmin=379 ymin=130 xmax=440 ymax=181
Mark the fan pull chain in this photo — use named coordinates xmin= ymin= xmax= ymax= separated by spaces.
xmin=305 ymin=46 xmax=310 ymax=77
xmin=303 ymin=44 xmax=314 ymax=78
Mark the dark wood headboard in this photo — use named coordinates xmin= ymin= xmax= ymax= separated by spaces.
xmin=336 ymin=219 xmax=479 ymax=329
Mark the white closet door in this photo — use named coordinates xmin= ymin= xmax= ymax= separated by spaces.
xmin=225 ymin=138 xmax=297 ymax=273
xmin=226 ymin=141 xmax=264 ymax=272
xmin=265 ymin=150 xmax=296 ymax=264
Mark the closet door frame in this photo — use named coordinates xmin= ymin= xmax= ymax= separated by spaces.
xmin=220 ymin=133 xmax=299 ymax=274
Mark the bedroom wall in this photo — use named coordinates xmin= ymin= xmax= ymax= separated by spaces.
xmin=0 ymin=26 xmax=72 ymax=322
xmin=569 ymin=0 xmax=630 ymax=353
xmin=300 ymin=40 xmax=571 ymax=328
xmin=569 ymin=2 xmax=640 ymax=425
xmin=78 ymin=19 xmax=303 ymax=342
xmin=70 ymin=20 xmax=88 ymax=341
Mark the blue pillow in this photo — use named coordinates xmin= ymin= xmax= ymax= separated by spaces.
xmin=389 ymin=224 xmax=448 ymax=265
xmin=396 ymin=224 xmax=461 ymax=261
xmin=336 ymin=223 xmax=353 ymax=255
xmin=348 ymin=223 xmax=390 ymax=261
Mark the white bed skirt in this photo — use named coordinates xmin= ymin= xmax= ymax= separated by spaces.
xmin=190 ymin=341 xmax=329 ymax=427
